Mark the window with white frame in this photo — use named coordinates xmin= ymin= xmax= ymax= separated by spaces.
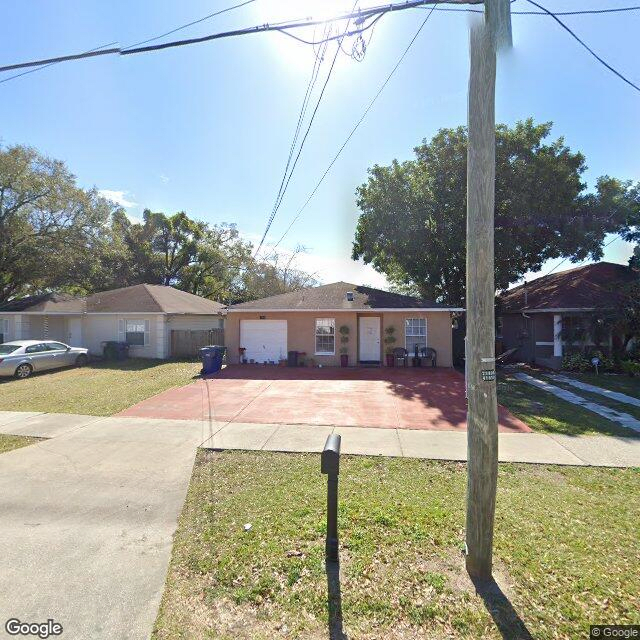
xmin=315 ymin=318 xmax=335 ymax=355
xmin=125 ymin=320 xmax=147 ymax=346
xmin=405 ymin=318 xmax=427 ymax=355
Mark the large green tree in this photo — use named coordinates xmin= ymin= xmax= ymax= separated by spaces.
xmin=0 ymin=144 xmax=116 ymax=303
xmin=352 ymin=119 xmax=637 ymax=306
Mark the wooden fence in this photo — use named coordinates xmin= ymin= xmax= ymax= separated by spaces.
xmin=170 ymin=328 xmax=225 ymax=358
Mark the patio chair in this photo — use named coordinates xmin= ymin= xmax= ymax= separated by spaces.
xmin=392 ymin=347 xmax=409 ymax=367
xmin=419 ymin=346 xmax=437 ymax=368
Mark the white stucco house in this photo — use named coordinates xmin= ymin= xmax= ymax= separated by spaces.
xmin=0 ymin=284 xmax=225 ymax=359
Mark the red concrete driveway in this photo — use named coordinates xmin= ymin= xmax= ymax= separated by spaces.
xmin=118 ymin=366 xmax=530 ymax=433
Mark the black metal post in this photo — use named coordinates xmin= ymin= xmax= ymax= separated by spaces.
xmin=321 ymin=434 xmax=341 ymax=563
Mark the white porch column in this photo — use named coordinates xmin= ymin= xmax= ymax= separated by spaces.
xmin=553 ymin=314 xmax=563 ymax=357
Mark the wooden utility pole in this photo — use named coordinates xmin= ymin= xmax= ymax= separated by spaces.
xmin=465 ymin=0 xmax=511 ymax=580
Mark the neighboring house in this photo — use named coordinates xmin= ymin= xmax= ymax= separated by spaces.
xmin=498 ymin=262 xmax=637 ymax=369
xmin=226 ymin=282 xmax=463 ymax=367
xmin=0 ymin=284 xmax=224 ymax=359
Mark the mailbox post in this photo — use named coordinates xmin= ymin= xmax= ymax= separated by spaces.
xmin=321 ymin=434 xmax=341 ymax=563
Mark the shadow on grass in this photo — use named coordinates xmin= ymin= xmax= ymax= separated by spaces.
xmin=326 ymin=560 xmax=348 ymax=640
xmin=471 ymin=576 xmax=533 ymax=640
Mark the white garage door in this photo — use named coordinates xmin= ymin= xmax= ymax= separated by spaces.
xmin=240 ymin=320 xmax=287 ymax=363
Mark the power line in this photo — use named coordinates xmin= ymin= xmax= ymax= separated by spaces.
xmin=544 ymin=234 xmax=622 ymax=277
xmin=253 ymin=24 xmax=332 ymax=258
xmin=122 ymin=0 xmax=257 ymax=50
xmin=424 ymin=4 xmax=640 ymax=14
xmin=266 ymin=3 xmax=439 ymax=257
xmin=0 ymin=41 xmax=117 ymax=85
xmin=0 ymin=1 xmax=445 ymax=74
xmin=254 ymin=7 xmax=358 ymax=257
xmin=524 ymin=0 xmax=640 ymax=93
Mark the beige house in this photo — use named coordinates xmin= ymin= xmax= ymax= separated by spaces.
xmin=0 ymin=284 xmax=224 ymax=359
xmin=226 ymin=282 xmax=462 ymax=367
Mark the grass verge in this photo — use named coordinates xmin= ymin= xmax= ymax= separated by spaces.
xmin=153 ymin=451 xmax=639 ymax=640
xmin=497 ymin=373 xmax=637 ymax=437
xmin=557 ymin=372 xmax=640 ymax=399
xmin=0 ymin=358 xmax=201 ymax=416
xmin=0 ymin=433 xmax=43 ymax=454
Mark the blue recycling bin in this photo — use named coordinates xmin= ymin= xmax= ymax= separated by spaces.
xmin=200 ymin=345 xmax=226 ymax=375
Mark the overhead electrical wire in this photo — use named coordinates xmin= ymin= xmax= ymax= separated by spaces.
xmin=253 ymin=24 xmax=332 ymax=258
xmin=524 ymin=0 xmax=640 ymax=93
xmin=121 ymin=0 xmax=258 ymax=50
xmin=254 ymin=4 xmax=359 ymax=258
xmin=543 ymin=234 xmax=622 ymax=277
xmin=265 ymin=3 xmax=439 ymax=257
xmin=0 ymin=41 xmax=117 ymax=85
xmin=0 ymin=1 xmax=458 ymax=74
xmin=0 ymin=0 xmax=258 ymax=85
xmin=424 ymin=4 xmax=640 ymax=14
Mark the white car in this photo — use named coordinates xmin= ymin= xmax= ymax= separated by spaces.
xmin=0 ymin=340 xmax=89 ymax=379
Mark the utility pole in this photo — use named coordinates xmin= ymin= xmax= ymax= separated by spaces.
xmin=465 ymin=0 xmax=511 ymax=580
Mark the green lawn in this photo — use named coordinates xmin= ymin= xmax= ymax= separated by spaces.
xmin=557 ymin=372 xmax=640 ymax=399
xmin=0 ymin=359 xmax=201 ymax=416
xmin=541 ymin=375 xmax=640 ymax=422
xmin=0 ymin=433 xmax=43 ymax=454
xmin=497 ymin=373 xmax=637 ymax=437
xmin=153 ymin=451 xmax=639 ymax=640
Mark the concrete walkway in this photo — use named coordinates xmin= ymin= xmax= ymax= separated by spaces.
xmin=514 ymin=372 xmax=640 ymax=434
xmin=547 ymin=374 xmax=640 ymax=408
xmin=0 ymin=410 xmax=638 ymax=640
xmin=0 ymin=411 xmax=211 ymax=640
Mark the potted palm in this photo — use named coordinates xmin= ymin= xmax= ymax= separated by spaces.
xmin=384 ymin=326 xmax=396 ymax=367
xmin=339 ymin=325 xmax=350 ymax=367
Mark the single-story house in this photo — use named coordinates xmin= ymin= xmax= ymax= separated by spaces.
xmin=0 ymin=284 xmax=224 ymax=359
xmin=497 ymin=262 xmax=637 ymax=368
xmin=226 ymin=282 xmax=463 ymax=367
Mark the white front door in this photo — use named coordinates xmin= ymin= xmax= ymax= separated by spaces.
xmin=67 ymin=317 xmax=83 ymax=347
xmin=240 ymin=320 xmax=287 ymax=363
xmin=359 ymin=317 xmax=381 ymax=362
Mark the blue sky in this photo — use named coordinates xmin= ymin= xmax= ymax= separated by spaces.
xmin=1 ymin=0 xmax=638 ymax=289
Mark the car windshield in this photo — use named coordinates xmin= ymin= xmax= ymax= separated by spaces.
xmin=0 ymin=344 xmax=20 ymax=355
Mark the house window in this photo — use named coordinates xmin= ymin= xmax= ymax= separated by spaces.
xmin=405 ymin=318 xmax=427 ymax=354
xmin=315 ymin=318 xmax=335 ymax=355
xmin=125 ymin=320 xmax=147 ymax=346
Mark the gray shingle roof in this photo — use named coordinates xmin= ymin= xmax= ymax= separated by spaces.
xmin=499 ymin=262 xmax=638 ymax=312
xmin=0 ymin=284 xmax=224 ymax=315
xmin=229 ymin=282 xmax=449 ymax=311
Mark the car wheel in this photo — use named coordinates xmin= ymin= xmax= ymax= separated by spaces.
xmin=14 ymin=363 xmax=33 ymax=379
xmin=75 ymin=354 xmax=88 ymax=367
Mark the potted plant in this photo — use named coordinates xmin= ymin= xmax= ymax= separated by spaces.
xmin=384 ymin=326 xmax=396 ymax=367
xmin=339 ymin=325 xmax=350 ymax=367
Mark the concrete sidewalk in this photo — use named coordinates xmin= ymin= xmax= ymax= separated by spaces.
xmin=0 ymin=412 xmax=211 ymax=640
xmin=0 ymin=410 xmax=638 ymax=640
xmin=199 ymin=420 xmax=640 ymax=467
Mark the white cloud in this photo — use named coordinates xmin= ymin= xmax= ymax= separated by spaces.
xmin=98 ymin=189 xmax=137 ymax=208
xmin=159 ymin=174 xmax=170 ymax=183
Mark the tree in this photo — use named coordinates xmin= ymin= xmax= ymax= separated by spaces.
xmin=0 ymin=144 xmax=116 ymax=303
xmin=352 ymin=119 xmax=637 ymax=306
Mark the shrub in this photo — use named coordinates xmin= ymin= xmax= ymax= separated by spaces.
xmin=621 ymin=360 xmax=640 ymax=377
xmin=561 ymin=353 xmax=590 ymax=372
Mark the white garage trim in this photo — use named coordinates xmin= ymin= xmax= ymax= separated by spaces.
xmin=240 ymin=319 xmax=287 ymax=363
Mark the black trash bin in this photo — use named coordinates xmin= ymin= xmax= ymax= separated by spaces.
xmin=287 ymin=350 xmax=299 ymax=367
xmin=200 ymin=345 xmax=226 ymax=375
xmin=103 ymin=341 xmax=130 ymax=361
